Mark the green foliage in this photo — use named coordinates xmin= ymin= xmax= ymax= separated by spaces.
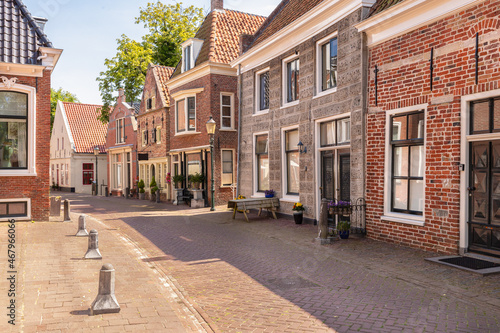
xmin=50 ymin=88 xmax=79 ymax=133
xmin=96 ymin=2 xmax=204 ymax=123
xmin=189 ymin=172 xmax=204 ymax=184
xmin=137 ymin=179 xmax=145 ymax=193
xmin=337 ymin=220 xmax=351 ymax=232
xmin=172 ymin=174 xmax=185 ymax=183
xmin=150 ymin=176 xmax=157 ymax=188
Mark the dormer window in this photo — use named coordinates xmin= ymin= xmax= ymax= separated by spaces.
xmin=181 ymin=38 xmax=204 ymax=73
xmin=184 ymin=45 xmax=192 ymax=71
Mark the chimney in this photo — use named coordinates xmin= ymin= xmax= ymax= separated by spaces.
xmin=211 ymin=0 xmax=223 ymax=11
xmin=33 ymin=16 xmax=48 ymax=31
xmin=118 ymin=89 xmax=125 ymax=103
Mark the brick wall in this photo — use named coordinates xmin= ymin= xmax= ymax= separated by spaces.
xmin=0 ymin=70 xmax=52 ymax=220
xmin=365 ymin=0 xmax=500 ymax=254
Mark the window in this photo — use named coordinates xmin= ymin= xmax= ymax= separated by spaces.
xmin=320 ymin=37 xmax=338 ymax=92
xmin=0 ymin=201 xmax=27 ymax=218
xmin=142 ymin=130 xmax=148 ymax=146
xmin=83 ymin=163 xmax=94 ymax=185
xmin=470 ymin=97 xmax=500 ymax=134
xmin=390 ymin=111 xmax=425 ymax=215
xmin=176 ymin=97 xmax=196 ymax=132
xmin=284 ymin=129 xmax=299 ymax=195
xmin=221 ymin=150 xmax=233 ymax=186
xmin=284 ymin=57 xmax=299 ymax=104
xmin=156 ymin=126 xmax=161 ymax=144
xmin=183 ymin=45 xmax=192 ymax=72
xmin=116 ymin=118 xmax=125 ymax=143
xmin=255 ymin=134 xmax=269 ymax=192
xmin=221 ymin=93 xmax=234 ymax=129
xmin=320 ymin=118 xmax=350 ymax=147
xmin=113 ymin=154 xmax=122 ymax=188
xmin=65 ymin=163 xmax=69 ymax=185
xmin=60 ymin=164 xmax=64 ymax=185
xmin=62 ymin=137 xmax=64 ymax=150
xmin=256 ymin=69 xmax=269 ymax=112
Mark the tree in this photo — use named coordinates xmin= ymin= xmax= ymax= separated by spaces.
xmin=50 ymin=88 xmax=79 ymax=133
xmin=96 ymin=2 xmax=204 ymax=123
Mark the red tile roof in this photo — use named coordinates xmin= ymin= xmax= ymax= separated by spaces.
xmin=368 ymin=0 xmax=406 ymax=17
xmin=63 ymin=102 xmax=109 ymax=154
xmin=152 ymin=65 xmax=175 ymax=107
xmin=246 ymin=0 xmax=324 ymax=50
xmin=173 ymin=9 xmax=266 ymax=76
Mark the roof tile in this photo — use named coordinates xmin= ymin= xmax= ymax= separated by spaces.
xmin=152 ymin=65 xmax=175 ymax=107
xmin=368 ymin=0 xmax=406 ymax=17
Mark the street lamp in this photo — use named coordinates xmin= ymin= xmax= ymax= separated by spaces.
xmin=94 ymin=146 xmax=100 ymax=196
xmin=206 ymin=116 xmax=216 ymax=211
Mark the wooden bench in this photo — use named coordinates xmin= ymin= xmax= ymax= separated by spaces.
xmin=227 ymin=198 xmax=280 ymax=222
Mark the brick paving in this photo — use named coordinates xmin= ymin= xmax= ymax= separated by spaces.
xmin=3 ymin=192 xmax=500 ymax=332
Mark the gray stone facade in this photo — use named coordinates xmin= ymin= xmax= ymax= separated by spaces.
xmin=237 ymin=8 xmax=369 ymax=221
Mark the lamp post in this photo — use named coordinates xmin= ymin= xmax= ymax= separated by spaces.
xmin=206 ymin=116 xmax=216 ymax=211
xmin=94 ymin=147 xmax=100 ymax=196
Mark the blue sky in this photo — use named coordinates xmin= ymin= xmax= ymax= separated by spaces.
xmin=24 ymin=0 xmax=280 ymax=104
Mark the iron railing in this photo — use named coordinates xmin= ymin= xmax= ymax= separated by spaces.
xmin=327 ymin=197 xmax=366 ymax=235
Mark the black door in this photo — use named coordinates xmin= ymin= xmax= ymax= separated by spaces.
xmin=469 ymin=141 xmax=500 ymax=256
xmin=339 ymin=153 xmax=350 ymax=202
xmin=321 ymin=151 xmax=334 ymax=200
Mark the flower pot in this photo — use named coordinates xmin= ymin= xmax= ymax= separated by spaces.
xmin=339 ymin=230 xmax=349 ymax=239
xmin=139 ymin=192 xmax=145 ymax=200
xmin=265 ymin=194 xmax=274 ymax=198
xmin=293 ymin=212 xmax=303 ymax=224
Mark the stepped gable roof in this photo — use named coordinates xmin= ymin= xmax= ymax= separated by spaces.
xmin=0 ymin=0 xmax=53 ymax=65
xmin=368 ymin=0 xmax=406 ymax=17
xmin=63 ymin=102 xmax=109 ymax=154
xmin=151 ymin=65 xmax=175 ymax=107
xmin=172 ymin=9 xmax=266 ymax=76
xmin=245 ymin=0 xmax=324 ymax=51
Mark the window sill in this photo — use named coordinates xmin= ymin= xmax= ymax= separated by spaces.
xmin=253 ymin=110 xmax=269 ymax=116
xmin=381 ymin=214 xmax=425 ymax=226
xmin=280 ymin=100 xmax=300 ymax=109
xmin=174 ymin=131 xmax=201 ymax=137
xmin=313 ymin=87 xmax=337 ymax=99
xmin=280 ymin=195 xmax=299 ymax=203
xmin=219 ymin=128 xmax=237 ymax=132
xmin=251 ymin=193 xmax=265 ymax=198
xmin=0 ymin=170 xmax=37 ymax=177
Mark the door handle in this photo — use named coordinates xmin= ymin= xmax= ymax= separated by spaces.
xmin=467 ymin=186 xmax=476 ymax=197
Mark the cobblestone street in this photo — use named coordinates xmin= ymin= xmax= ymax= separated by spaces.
xmin=3 ymin=192 xmax=500 ymax=332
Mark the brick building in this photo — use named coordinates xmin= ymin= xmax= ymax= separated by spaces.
xmin=50 ymin=102 xmax=108 ymax=195
xmin=357 ymin=0 xmax=500 ymax=256
xmin=106 ymin=89 xmax=138 ymax=197
xmin=137 ymin=65 xmax=174 ymax=201
xmin=0 ymin=0 xmax=62 ymax=221
xmin=232 ymin=0 xmax=374 ymax=222
xmin=167 ymin=0 xmax=265 ymax=206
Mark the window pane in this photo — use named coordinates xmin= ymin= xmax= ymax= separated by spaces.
xmin=408 ymin=113 xmax=424 ymax=139
xmin=287 ymin=59 xmax=299 ymax=102
xmin=0 ymin=91 xmax=27 ymax=117
xmin=393 ymin=179 xmax=408 ymax=210
xmin=222 ymin=117 xmax=231 ymax=128
xmin=392 ymin=116 xmax=407 ymax=140
xmin=9 ymin=202 xmax=26 ymax=215
xmin=188 ymin=97 xmax=195 ymax=130
xmin=287 ymin=151 xmax=299 ymax=193
xmin=494 ymin=98 xmax=500 ymax=131
xmin=472 ymin=100 xmax=490 ymax=133
xmin=222 ymin=151 xmax=232 ymax=172
xmin=320 ymin=121 xmax=335 ymax=146
xmin=255 ymin=135 xmax=268 ymax=154
xmin=286 ymin=129 xmax=299 ymax=150
xmin=222 ymin=106 xmax=231 ymax=117
xmin=258 ymin=155 xmax=269 ymax=191
xmin=409 ymin=179 xmax=424 ymax=212
xmin=187 ymin=153 xmax=201 ymax=176
xmin=0 ymin=120 xmax=27 ymax=168
xmin=259 ymin=72 xmax=269 ymax=110
xmin=337 ymin=118 xmax=350 ymax=144
xmin=222 ymin=95 xmax=231 ymax=106
xmin=0 ymin=203 xmax=6 ymax=215
xmin=393 ymin=146 xmax=408 ymax=177
xmin=410 ymin=145 xmax=424 ymax=177
xmin=177 ymin=99 xmax=185 ymax=131
xmin=322 ymin=38 xmax=337 ymax=91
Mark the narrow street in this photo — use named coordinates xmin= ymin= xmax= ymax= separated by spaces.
xmin=57 ymin=193 xmax=500 ymax=332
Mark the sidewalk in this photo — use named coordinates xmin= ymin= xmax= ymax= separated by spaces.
xmin=0 ymin=212 xmax=212 ymax=333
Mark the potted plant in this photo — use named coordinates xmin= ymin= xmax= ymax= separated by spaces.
xmin=292 ymin=202 xmax=305 ymax=224
xmin=328 ymin=200 xmax=352 ymax=216
xmin=150 ymin=176 xmax=158 ymax=201
xmin=172 ymin=174 xmax=185 ymax=189
xmin=337 ymin=219 xmax=351 ymax=239
xmin=137 ymin=179 xmax=145 ymax=200
xmin=189 ymin=172 xmax=204 ymax=190
xmin=265 ymin=189 xmax=275 ymax=198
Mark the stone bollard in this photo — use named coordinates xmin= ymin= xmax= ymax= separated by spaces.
xmin=90 ymin=264 xmax=120 ymax=315
xmin=84 ymin=230 xmax=102 ymax=259
xmin=49 ymin=196 xmax=61 ymax=216
xmin=75 ymin=215 xmax=89 ymax=237
xmin=316 ymin=198 xmax=334 ymax=245
xmin=63 ymin=200 xmax=71 ymax=222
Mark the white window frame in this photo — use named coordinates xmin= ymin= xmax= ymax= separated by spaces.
xmin=383 ymin=104 xmax=427 ymax=226
xmin=116 ymin=118 xmax=125 ymax=144
xmin=156 ymin=126 xmax=162 ymax=144
xmin=252 ymin=131 xmax=270 ymax=197
xmin=281 ymin=125 xmax=300 ymax=201
xmin=174 ymin=95 xmax=198 ymax=135
xmin=220 ymin=149 xmax=235 ymax=188
xmin=141 ymin=130 xmax=147 ymax=147
xmin=0 ymin=83 xmax=36 ymax=176
xmin=220 ymin=93 xmax=235 ymax=130
xmin=255 ymin=67 xmax=270 ymax=114
xmin=315 ymin=32 xmax=338 ymax=98
xmin=0 ymin=198 xmax=31 ymax=222
xmin=282 ymin=53 xmax=300 ymax=108
xmin=182 ymin=44 xmax=193 ymax=73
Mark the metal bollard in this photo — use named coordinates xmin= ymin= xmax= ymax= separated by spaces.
xmin=75 ymin=215 xmax=89 ymax=237
xmin=84 ymin=230 xmax=102 ymax=259
xmin=90 ymin=264 xmax=120 ymax=315
xmin=63 ymin=199 xmax=71 ymax=222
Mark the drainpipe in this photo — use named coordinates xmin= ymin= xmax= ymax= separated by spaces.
xmin=236 ymin=64 xmax=242 ymax=198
